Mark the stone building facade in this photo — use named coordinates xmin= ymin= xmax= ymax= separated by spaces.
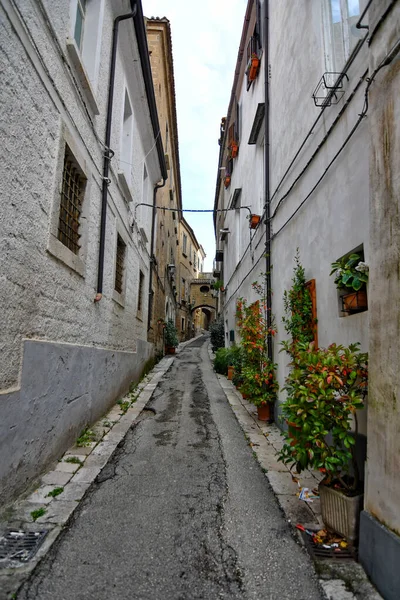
xmin=214 ymin=1 xmax=400 ymax=596
xmin=0 ymin=0 xmax=166 ymax=505
xmin=177 ymin=217 xmax=202 ymax=341
xmin=145 ymin=17 xmax=181 ymax=353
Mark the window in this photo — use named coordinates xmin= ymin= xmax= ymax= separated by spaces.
xmin=120 ymin=90 xmax=133 ymax=183
xmin=323 ymin=0 xmax=361 ymax=71
xmin=181 ymin=317 xmax=185 ymax=332
xmin=71 ymin=0 xmax=103 ymax=84
xmin=182 ymin=233 xmax=187 ymax=255
xmin=74 ymin=0 xmax=86 ymax=50
xmin=138 ymin=270 xmax=145 ymax=313
xmin=181 ymin=278 xmax=186 ymax=299
xmin=58 ymin=146 xmax=86 ymax=255
xmin=235 ymin=102 xmax=241 ymax=142
xmin=114 ymin=235 xmax=126 ymax=295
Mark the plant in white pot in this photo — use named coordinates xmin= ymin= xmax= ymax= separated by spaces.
xmin=278 ymin=340 xmax=368 ymax=541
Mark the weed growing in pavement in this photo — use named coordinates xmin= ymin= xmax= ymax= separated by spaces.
xmin=102 ymin=420 xmax=112 ymax=428
xmin=64 ymin=456 xmax=83 ymax=465
xmin=117 ymin=399 xmax=130 ymax=414
xmin=31 ymin=508 xmax=46 ymax=521
xmin=46 ymin=487 xmax=64 ymax=498
xmin=76 ymin=427 xmax=96 ymax=447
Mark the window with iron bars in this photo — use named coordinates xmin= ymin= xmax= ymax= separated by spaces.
xmin=114 ymin=235 xmax=126 ymax=295
xmin=138 ymin=270 xmax=145 ymax=313
xmin=58 ymin=147 xmax=86 ymax=255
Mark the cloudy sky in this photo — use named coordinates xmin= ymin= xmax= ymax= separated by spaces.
xmin=143 ymin=0 xmax=247 ymax=270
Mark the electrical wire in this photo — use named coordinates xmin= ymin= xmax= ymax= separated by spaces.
xmin=221 ymin=36 xmax=400 ymax=304
xmin=270 ymin=39 xmax=400 ymax=240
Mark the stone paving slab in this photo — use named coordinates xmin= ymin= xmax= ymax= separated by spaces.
xmin=41 ymin=470 xmax=74 ymax=486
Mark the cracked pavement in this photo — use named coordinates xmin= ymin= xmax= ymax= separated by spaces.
xmin=17 ymin=335 xmax=323 ymax=599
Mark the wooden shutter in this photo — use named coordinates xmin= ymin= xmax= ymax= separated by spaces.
xmin=305 ymin=279 xmax=318 ymax=348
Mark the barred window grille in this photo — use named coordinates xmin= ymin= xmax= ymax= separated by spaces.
xmin=138 ymin=270 xmax=144 ymax=312
xmin=115 ymin=235 xmax=126 ymax=294
xmin=58 ymin=148 xmax=86 ymax=255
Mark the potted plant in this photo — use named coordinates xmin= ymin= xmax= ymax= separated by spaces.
xmin=212 ymin=279 xmax=224 ymax=291
xmin=248 ymin=214 xmax=261 ymax=229
xmin=164 ymin=319 xmax=179 ymax=354
xmin=282 ymin=250 xmax=316 ymax=355
xmin=236 ymin=287 xmax=278 ymax=422
xmin=224 ymin=173 xmax=231 ymax=188
xmin=330 ymin=253 xmax=369 ymax=313
xmin=229 ymin=140 xmax=239 ymax=159
xmin=278 ymin=340 xmax=368 ymax=541
xmin=248 ymin=53 xmax=260 ymax=81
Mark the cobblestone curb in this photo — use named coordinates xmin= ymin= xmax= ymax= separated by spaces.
xmin=208 ymin=344 xmax=382 ymax=600
xmin=0 ymin=354 xmax=175 ymax=600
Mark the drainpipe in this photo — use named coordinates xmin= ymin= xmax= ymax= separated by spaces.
xmin=264 ymin=0 xmax=272 ymax=361
xmin=147 ymin=179 xmax=166 ymax=332
xmin=95 ymin=5 xmax=138 ymax=302
xmin=95 ymin=1 xmax=167 ymax=303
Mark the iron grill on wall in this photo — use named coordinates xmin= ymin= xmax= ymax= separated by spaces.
xmin=114 ymin=235 xmax=126 ymax=294
xmin=58 ymin=147 xmax=86 ymax=255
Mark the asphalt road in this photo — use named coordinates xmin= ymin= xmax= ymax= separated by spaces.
xmin=18 ymin=335 xmax=323 ymax=600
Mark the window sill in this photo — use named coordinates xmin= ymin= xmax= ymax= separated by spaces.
xmin=47 ymin=234 xmax=85 ymax=277
xmin=66 ymin=37 xmax=100 ymax=115
xmin=112 ymin=289 xmax=125 ymax=308
xmin=117 ymin=170 xmax=134 ymax=203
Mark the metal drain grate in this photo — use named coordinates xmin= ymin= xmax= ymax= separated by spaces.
xmin=301 ymin=531 xmax=357 ymax=561
xmin=0 ymin=530 xmax=48 ymax=565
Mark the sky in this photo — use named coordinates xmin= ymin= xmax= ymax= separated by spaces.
xmin=143 ymin=0 xmax=248 ymax=271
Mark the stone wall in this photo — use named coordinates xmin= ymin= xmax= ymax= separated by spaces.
xmin=0 ymin=0 xmax=161 ymax=504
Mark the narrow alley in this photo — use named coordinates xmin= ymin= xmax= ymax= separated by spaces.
xmin=17 ymin=336 xmax=322 ymax=600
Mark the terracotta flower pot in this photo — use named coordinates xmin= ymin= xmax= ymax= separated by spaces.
xmin=230 ymin=142 xmax=239 ymax=158
xmin=257 ymin=403 xmax=271 ymax=422
xmin=224 ymin=175 xmax=231 ymax=188
xmin=342 ymin=290 xmax=368 ymax=313
xmin=249 ymin=56 xmax=260 ymax=81
xmin=227 ymin=365 xmax=235 ymax=380
xmin=165 ymin=346 xmax=176 ymax=355
xmin=249 ymin=214 xmax=261 ymax=229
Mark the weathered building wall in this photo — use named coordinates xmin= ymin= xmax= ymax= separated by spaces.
xmin=215 ymin=0 xmax=266 ymax=346
xmin=0 ymin=0 xmax=161 ymax=505
xmin=217 ymin=0 xmax=369 ymax=416
xmin=358 ymin=3 xmax=400 ymax=598
xmin=146 ymin=19 xmax=180 ymax=352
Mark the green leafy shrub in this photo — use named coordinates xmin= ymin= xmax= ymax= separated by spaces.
xmin=330 ymin=253 xmax=369 ymax=291
xmin=213 ymin=347 xmax=233 ymax=375
xmin=164 ymin=319 xmax=179 ymax=348
xmin=282 ymin=250 xmax=315 ymax=355
xmin=236 ymin=292 xmax=278 ymax=406
xmin=278 ymin=341 xmax=368 ymax=491
xmin=209 ymin=317 xmax=225 ymax=352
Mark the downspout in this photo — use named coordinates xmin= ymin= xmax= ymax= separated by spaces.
xmin=147 ymin=179 xmax=166 ymax=332
xmin=95 ymin=4 xmax=138 ymax=302
xmin=264 ymin=0 xmax=272 ymax=361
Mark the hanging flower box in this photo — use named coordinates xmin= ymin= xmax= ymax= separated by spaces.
xmin=342 ymin=290 xmax=368 ymax=313
xmin=249 ymin=214 xmax=261 ymax=229
xmin=248 ymin=55 xmax=260 ymax=82
xmin=229 ymin=141 xmax=239 ymax=159
xmin=224 ymin=174 xmax=231 ymax=188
